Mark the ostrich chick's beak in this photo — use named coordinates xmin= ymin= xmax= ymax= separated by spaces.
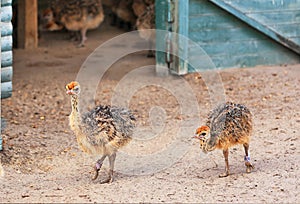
xmin=192 ymin=134 xmax=200 ymax=139
xmin=66 ymin=90 xmax=73 ymax=95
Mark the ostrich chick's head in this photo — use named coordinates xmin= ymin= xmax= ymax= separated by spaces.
xmin=66 ymin=81 xmax=80 ymax=96
xmin=193 ymin=126 xmax=215 ymax=153
xmin=41 ymin=8 xmax=64 ymax=31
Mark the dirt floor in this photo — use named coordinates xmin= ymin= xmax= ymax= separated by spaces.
xmin=1 ymin=19 xmax=300 ymax=203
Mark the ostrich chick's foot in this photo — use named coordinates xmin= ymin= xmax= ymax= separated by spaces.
xmin=100 ymin=170 xmax=114 ymax=184
xmin=245 ymin=161 xmax=254 ymax=173
xmin=244 ymin=156 xmax=254 ymax=173
xmin=100 ymin=177 xmax=113 ymax=184
xmin=76 ymin=42 xmax=85 ymax=48
xmin=92 ymin=162 xmax=103 ymax=180
xmin=219 ymin=171 xmax=229 ymax=178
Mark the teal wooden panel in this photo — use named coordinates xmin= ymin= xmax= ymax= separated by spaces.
xmin=189 ymin=26 xmax=268 ymax=44
xmin=271 ymin=23 xmax=300 ymax=38
xmin=189 ymin=38 xmax=291 ymax=56
xmin=220 ymin=0 xmax=300 ymax=12
xmin=1 ymin=66 xmax=13 ymax=82
xmin=1 ymin=22 xmax=13 ymax=36
xmin=1 ymin=81 xmax=12 ymax=99
xmin=1 ymin=35 xmax=13 ymax=52
xmin=1 ymin=51 xmax=13 ymax=67
xmin=209 ymin=0 xmax=300 ymax=54
xmin=189 ymin=48 xmax=300 ymax=71
xmin=174 ymin=0 xmax=189 ymax=74
xmin=0 ymin=5 xmax=12 ymax=22
xmin=210 ymin=50 xmax=300 ymax=68
xmin=190 ymin=11 xmax=300 ymax=33
xmin=1 ymin=0 xmax=12 ymax=6
xmin=248 ymin=11 xmax=300 ymax=25
xmin=0 ymin=136 xmax=2 ymax=150
xmin=189 ymin=14 xmax=245 ymax=31
xmin=291 ymin=37 xmax=300 ymax=46
xmin=186 ymin=0 xmax=300 ymax=73
xmin=189 ymin=0 xmax=223 ymax=15
xmin=155 ymin=0 xmax=168 ymax=68
xmin=1 ymin=0 xmax=13 ymax=101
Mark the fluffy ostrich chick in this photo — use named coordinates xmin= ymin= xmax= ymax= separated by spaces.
xmin=136 ymin=3 xmax=155 ymax=57
xmin=66 ymin=81 xmax=136 ymax=183
xmin=43 ymin=0 xmax=104 ymax=47
xmin=193 ymin=102 xmax=254 ymax=177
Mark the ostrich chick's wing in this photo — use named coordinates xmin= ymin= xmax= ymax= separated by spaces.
xmin=82 ymin=105 xmax=136 ymax=148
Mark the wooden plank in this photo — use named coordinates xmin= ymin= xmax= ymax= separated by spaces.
xmin=0 ymin=22 xmax=13 ymax=36
xmin=155 ymin=0 xmax=168 ymax=76
xmin=221 ymin=0 xmax=300 ymax=13
xmin=190 ymin=39 xmax=275 ymax=56
xmin=189 ymin=13 xmax=248 ymax=31
xmin=209 ymin=0 xmax=300 ymax=54
xmin=1 ymin=35 xmax=13 ymax=52
xmin=17 ymin=0 xmax=38 ymax=49
xmin=190 ymin=10 xmax=300 ymax=31
xmin=188 ymin=50 xmax=300 ymax=71
xmin=0 ymin=5 xmax=12 ymax=22
xmin=1 ymin=81 xmax=12 ymax=99
xmin=189 ymin=0 xmax=223 ymax=15
xmin=248 ymin=10 xmax=300 ymax=25
xmin=0 ymin=135 xmax=2 ymax=150
xmin=271 ymin=23 xmax=300 ymax=38
xmin=1 ymin=66 xmax=13 ymax=82
xmin=189 ymin=26 xmax=270 ymax=44
xmin=1 ymin=0 xmax=12 ymax=7
xmin=210 ymin=51 xmax=300 ymax=68
xmin=1 ymin=51 xmax=13 ymax=67
xmin=173 ymin=0 xmax=189 ymax=75
xmin=189 ymin=38 xmax=300 ymax=58
xmin=291 ymin=37 xmax=300 ymax=45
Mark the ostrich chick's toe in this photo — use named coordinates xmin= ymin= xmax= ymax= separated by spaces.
xmin=245 ymin=162 xmax=254 ymax=173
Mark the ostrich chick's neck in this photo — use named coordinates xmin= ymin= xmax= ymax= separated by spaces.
xmin=69 ymin=95 xmax=93 ymax=154
xmin=69 ymin=95 xmax=82 ymax=133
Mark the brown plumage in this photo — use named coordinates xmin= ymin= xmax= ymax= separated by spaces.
xmin=136 ymin=3 xmax=155 ymax=57
xmin=193 ymin=102 xmax=254 ymax=177
xmin=132 ymin=0 xmax=147 ymax=17
xmin=66 ymin=81 xmax=136 ymax=183
xmin=115 ymin=0 xmax=137 ymax=30
xmin=42 ymin=0 xmax=104 ymax=47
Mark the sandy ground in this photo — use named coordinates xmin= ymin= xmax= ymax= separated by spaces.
xmin=1 ymin=20 xmax=300 ymax=203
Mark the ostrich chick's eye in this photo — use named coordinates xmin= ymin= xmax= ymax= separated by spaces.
xmin=201 ymin=132 xmax=206 ymax=136
xmin=73 ymin=87 xmax=79 ymax=91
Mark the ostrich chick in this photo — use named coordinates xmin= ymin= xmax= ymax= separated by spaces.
xmin=43 ymin=0 xmax=104 ymax=47
xmin=66 ymin=81 xmax=135 ymax=183
xmin=193 ymin=102 xmax=254 ymax=177
xmin=136 ymin=4 xmax=155 ymax=57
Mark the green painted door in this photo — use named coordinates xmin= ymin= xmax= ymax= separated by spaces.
xmin=156 ymin=0 xmax=300 ymax=75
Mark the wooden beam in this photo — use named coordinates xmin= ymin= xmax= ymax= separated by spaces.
xmin=17 ymin=0 xmax=38 ymax=49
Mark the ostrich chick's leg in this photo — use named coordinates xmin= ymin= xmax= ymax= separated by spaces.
xmin=219 ymin=149 xmax=230 ymax=177
xmin=100 ymin=152 xmax=116 ymax=184
xmin=92 ymin=155 xmax=107 ymax=180
xmin=77 ymin=27 xmax=88 ymax=47
xmin=243 ymin=143 xmax=254 ymax=173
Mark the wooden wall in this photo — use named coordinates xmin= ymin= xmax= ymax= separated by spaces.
xmin=155 ymin=0 xmax=300 ymax=75
xmin=1 ymin=0 xmax=13 ymax=99
xmin=209 ymin=0 xmax=300 ymax=55
xmin=187 ymin=0 xmax=300 ymax=72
